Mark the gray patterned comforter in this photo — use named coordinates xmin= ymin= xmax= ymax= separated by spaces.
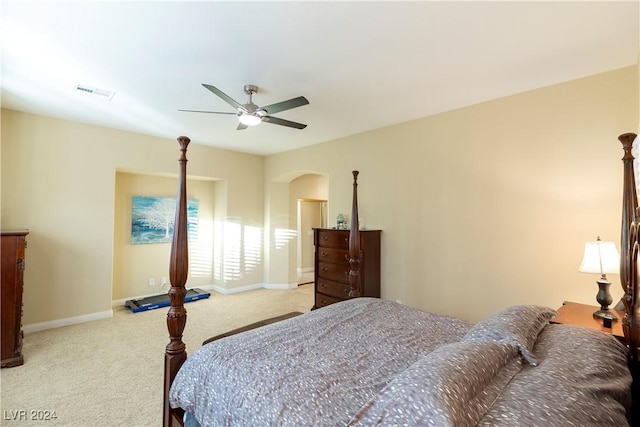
xmin=169 ymin=298 xmax=632 ymax=426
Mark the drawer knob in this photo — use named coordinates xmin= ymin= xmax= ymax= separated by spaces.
xmin=322 ymin=267 xmax=329 ymax=272
xmin=321 ymin=251 xmax=328 ymax=257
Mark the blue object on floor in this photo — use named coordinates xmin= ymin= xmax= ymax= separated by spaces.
xmin=125 ymin=288 xmax=210 ymax=313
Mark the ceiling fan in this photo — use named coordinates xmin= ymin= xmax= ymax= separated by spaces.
xmin=179 ymin=84 xmax=309 ymax=130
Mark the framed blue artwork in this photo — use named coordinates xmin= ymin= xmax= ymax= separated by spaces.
xmin=131 ymin=195 xmax=198 ymax=244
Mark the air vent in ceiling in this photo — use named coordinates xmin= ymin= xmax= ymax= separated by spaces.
xmin=75 ymin=84 xmax=115 ymax=101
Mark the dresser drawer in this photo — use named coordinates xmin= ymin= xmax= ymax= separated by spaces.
xmin=315 ymin=292 xmax=343 ymax=309
xmin=317 ymin=247 xmax=349 ymax=264
xmin=316 ymin=230 xmax=349 ymax=248
xmin=316 ymin=277 xmax=351 ymax=299
xmin=318 ymin=261 xmax=349 ymax=283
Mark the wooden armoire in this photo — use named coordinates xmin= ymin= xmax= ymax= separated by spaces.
xmin=1 ymin=230 xmax=29 ymax=368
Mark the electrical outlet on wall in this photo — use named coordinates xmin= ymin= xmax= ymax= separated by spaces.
xmin=148 ymin=278 xmax=156 ymax=287
xmin=161 ymin=277 xmax=168 ymax=287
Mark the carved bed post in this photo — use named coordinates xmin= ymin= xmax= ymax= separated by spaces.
xmin=620 ymin=133 xmax=638 ymax=299
xmin=348 ymin=170 xmax=362 ymax=297
xmin=619 ymin=133 xmax=640 ymax=363
xmin=163 ymin=136 xmax=190 ymax=426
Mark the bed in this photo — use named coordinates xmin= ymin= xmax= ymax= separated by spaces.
xmin=163 ymin=134 xmax=639 ymax=426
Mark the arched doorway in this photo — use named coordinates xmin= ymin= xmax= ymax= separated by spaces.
xmin=297 ymin=198 xmax=327 ymax=284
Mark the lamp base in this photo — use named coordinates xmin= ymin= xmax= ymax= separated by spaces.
xmin=593 ymin=309 xmax=618 ymax=321
xmin=594 ymin=278 xmax=617 ymax=321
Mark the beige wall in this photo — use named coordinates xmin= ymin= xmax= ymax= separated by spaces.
xmin=1 ymin=111 xmax=264 ymax=325
xmin=290 ymin=174 xmax=329 ymax=273
xmin=113 ymin=172 xmax=217 ymax=300
xmin=1 ymin=66 xmax=637 ymax=327
xmin=266 ymin=66 xmax=638 ymax=322
xmin=263 ymin=172 xmax=330 ymax=287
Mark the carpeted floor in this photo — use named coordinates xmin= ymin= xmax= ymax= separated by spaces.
xmin=0 ymin=284 xmax=314 ymax=426
xmin=298 ymin=271 xmax=314 ymax=285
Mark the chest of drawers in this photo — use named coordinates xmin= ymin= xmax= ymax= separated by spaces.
xmin=313 ymin=228 xmax=381 ymax=309
xmin=1 ymin=230 xmax=28 ymax=368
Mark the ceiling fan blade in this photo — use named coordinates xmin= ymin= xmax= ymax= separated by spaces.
xmin=262 ymin=115 xmax=307 ymax=130
xmin=178 ymin=109 xmax=237 ymax=115
xmin=202 ymin=84 xmax=246 ymax=112
xmin=260 ymin=96 xmax=309 ymax=115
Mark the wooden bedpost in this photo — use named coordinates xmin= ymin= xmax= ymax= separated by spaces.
xmin=619 ymin=133 xmax=640 ymax=363
xmin=163 ymin=136 xmax=190 ymax=427
xmin=620 ymin=133 xmax=638 ymax=299
xmin=348 ymin=170 xmax=362 ymax=297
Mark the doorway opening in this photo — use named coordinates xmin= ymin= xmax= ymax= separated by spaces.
xmin=297 ymin=199 xmax=327 ymax=284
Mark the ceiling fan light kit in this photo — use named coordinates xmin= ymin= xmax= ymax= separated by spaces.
xmin=238 ymin=113 xmax=262 ymax=126
xmin=179 ymin=84 xmax=309 ymax=130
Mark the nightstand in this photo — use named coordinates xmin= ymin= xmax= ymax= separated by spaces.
xmin=550 ymin=301 xmax=625 ymax=342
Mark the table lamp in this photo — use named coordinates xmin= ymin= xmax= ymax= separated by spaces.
xmin=578 ymin=236 xmax=620 ymax=320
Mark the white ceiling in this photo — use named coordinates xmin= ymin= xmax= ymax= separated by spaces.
xmin=1 ymin=1 xmax=638 ymax=156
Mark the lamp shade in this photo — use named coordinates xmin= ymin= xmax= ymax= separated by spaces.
xmin=578 ymin=238 xmax=620 ymax=275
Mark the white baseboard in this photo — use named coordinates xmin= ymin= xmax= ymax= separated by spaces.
xmin=23 ymin=310 xmax=113 ymax=334
xmin=263 ymin=283 xmax=298 ymax=290
xmin=113 ymin=282 xmax=301 ymax=301
xmin=210 ymin=282 xmax=297 ymax=294
xmin=196 ymin=284 xmax=217 ymax=292
xmin=210 ymin=283 xmax=262 ymax=295
xmin=28 ymin=284 xmax=302 ymax=333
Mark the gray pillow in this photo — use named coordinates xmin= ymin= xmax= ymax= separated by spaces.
xmin=348 ymin=341 xmax=522 ymax=426
xmin=477 ymin=324 xmax=631 ymax=426
xmin=462 ymin=305 xmax=556 ymax=366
